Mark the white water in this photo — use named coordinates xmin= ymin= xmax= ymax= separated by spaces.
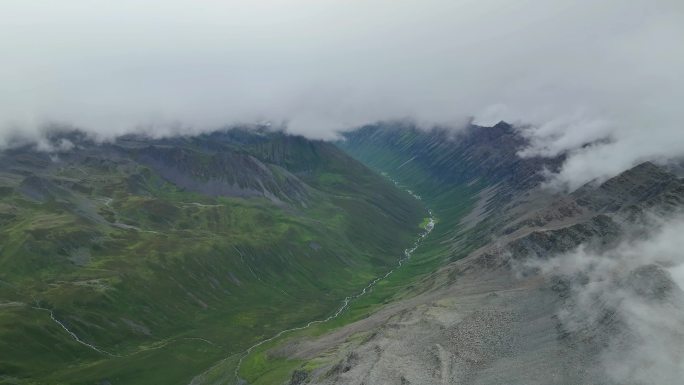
xmin=32 ymin=304 xmax=120 ymax=357
xmin=190 ymin=182 xmax=435 ymax=385
xmin=32 ymin=300 xmax=220 ymax=358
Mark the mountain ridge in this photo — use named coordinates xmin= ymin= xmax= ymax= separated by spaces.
xmin=2 ymin=123 xmax=681 ymax=385
xmin=240 ymin=123 xmax=684 ymax=385
xmin=0 ymin=128 xmax=425 ymax=385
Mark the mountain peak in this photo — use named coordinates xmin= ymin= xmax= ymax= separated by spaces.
xmin=572 ymin=161 xmax=682 ymax=213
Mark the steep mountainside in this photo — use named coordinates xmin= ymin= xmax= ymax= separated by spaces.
xmin=3 ymin=123 xmax=680 ymax=385
xmin=338 ymin=121 xmax=563 ymax=203
xmin=232 ymin=122 xmax=566 ymax=384
xmin=0 ymin=128 xmax=425 ymax=385
xmin=247 ymin=123 xmax=684 ymax=385
xmin=337 ymin=122 xmax=564 ymax=255
xmin=290 ymin=161 xmax=684 ymax=385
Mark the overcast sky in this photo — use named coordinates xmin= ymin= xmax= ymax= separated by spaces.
xmin=1 ymin=0 xmax=682 ymax=189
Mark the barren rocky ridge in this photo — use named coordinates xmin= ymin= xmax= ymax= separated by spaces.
xmin=275 ymin=125 xmax=684 ymax=385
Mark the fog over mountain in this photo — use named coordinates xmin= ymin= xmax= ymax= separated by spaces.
xmin=2 ymin=0 xmax=683 ymax=188
xmin=521 ymin=213 xmax=684 ymax=384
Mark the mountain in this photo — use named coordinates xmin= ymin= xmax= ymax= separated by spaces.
xmin=3 ymin=123 xmax=682 ymax=385
xmin=0 ymin=128 xmax=426 ymax=385
xmin=338 ymin=121 xmax=563 ymax=201
xmin=240 ymin=123 xmax=684 ymax=385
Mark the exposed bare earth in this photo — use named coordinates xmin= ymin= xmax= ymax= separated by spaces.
xmin=275 ymin=246 xmax=598 ymax=385
xmin=270 ymin=162 xmax=684 ymax=385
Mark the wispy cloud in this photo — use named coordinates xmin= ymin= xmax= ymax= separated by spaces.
xmin=521 ymin=212 xmax=684 ymax=384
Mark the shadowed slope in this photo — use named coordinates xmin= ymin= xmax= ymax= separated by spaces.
xmin=0 ymin=128 xmax=424 ymax=385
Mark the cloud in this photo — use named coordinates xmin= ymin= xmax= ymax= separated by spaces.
xmin=1 ymin=0 xmax=683 ymax=186
xmin=522 ymin=212 xmax=684 ymax=384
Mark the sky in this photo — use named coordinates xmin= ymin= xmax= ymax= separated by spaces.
xmin=1 ymin=0 xmax=683 ymax=189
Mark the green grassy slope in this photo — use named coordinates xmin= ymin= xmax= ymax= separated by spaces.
xmin=337 ymin=122 xmax=563 ymax=255
xmin=0 ymin=129 xmax=424 ymax=385
xmin=236 ymin=122 xmax=564 ymax=384
xmin=234 ymin=126 xmax=482 ymax=384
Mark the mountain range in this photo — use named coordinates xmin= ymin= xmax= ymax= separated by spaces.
xmin=1 ymin=123 xmax=682 ymax=385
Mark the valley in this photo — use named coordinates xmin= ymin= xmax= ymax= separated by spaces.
xmin=0 ymin=129 xmax=426 ymax=385
xmin=230 ymin=123 xmax=684 ymax=385
xmin=2 ymin=2 xmax=681 ymax=384
xmin=1 ymin=123 xmax=682 ymax=385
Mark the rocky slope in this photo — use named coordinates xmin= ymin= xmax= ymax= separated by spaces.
xmin=3 ymin=123 xmax=680 ymax=385
xmin=266 ymin=124 xmax=684 ymax=385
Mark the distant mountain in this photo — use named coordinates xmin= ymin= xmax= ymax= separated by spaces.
xmin=338 ymin=121 xmax=563 ymax=202
xmin=0 ymin=128 xmax=425 ymax=385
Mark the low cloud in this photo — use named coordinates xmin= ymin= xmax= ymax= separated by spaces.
xmin=522 ymin=212 xmax=684 ymax=384
xmin=1 ymin=0 xmax=683 ymax=186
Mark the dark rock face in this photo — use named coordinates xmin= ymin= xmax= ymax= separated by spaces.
xmin=326 ymin=352 xmax=360 ymax=377
xmin=626 ymin=264 xmax=679 ymax=300
xmin=0 ymin=126 xmax=430 ymax=384
xmin=0 ymin=128 xmax=341 ymax=205
xmin=18 ymin=175 xmax=59 ymax=202
xmin=507 ymin=215 xmax=621 ymax=260
xmin=341 ymin=122 xmax=564 ymax=199
xmin=468 ymin=163 xmax=684 ymax=384
xmin=289 ymin=369 xmax=309 ymax=385
xmin=573 ymin=161 xmax=684 ymax=214
xmin=135 ymin=144 xmax=310 ymax=203
xmin=492 ymin=162 xmax=684 ymax=265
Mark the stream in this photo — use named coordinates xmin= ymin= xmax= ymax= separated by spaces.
xmin=191 ymin=183 xmax=435 ymax=385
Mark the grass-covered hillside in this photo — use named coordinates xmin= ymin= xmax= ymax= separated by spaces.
xmin=232 ymin=122 xmax=567 ymax=384
xmin=337 ymin=121 xmax=562 ymax=259
xmin=0 ymin=128 xmax=425 ymax=385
